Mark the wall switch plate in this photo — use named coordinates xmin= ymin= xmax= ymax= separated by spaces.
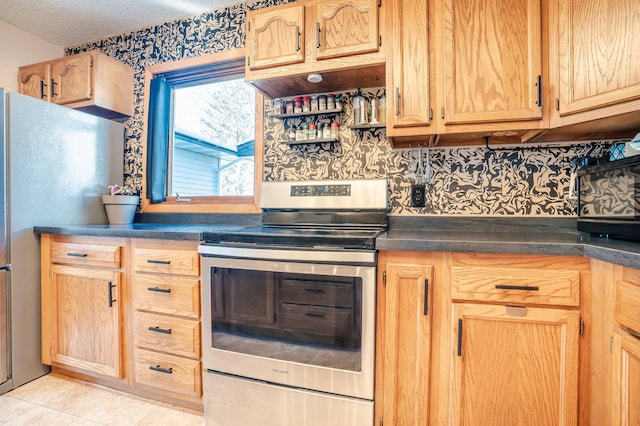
xmin=411 ymin=184 xmax=426 ymax=207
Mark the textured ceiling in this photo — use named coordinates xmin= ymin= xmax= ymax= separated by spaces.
xmin=1 ymin=0 xmax=240 ymax=47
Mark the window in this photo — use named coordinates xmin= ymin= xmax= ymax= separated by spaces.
xmin=143 ymin=49 xmax=263 ymax=213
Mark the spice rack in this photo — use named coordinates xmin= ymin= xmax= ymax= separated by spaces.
xmin=280 ymin=137 xmax=340 ymax=145
xmin=348 ymin=123 xmax=386 ymax=130
xmin=270 ymin=108 xmax=343 ymax=120
xmin=271 ymin=99 xmax=344 ymax=145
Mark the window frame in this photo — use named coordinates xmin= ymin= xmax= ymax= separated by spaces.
xmin=141 ymin=48 xmax=263 ymax=214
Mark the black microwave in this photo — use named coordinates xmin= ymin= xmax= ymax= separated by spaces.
xmin=577 ymin=156 xmax=640 ymax=241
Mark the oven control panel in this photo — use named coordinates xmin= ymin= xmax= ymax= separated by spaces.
xmin=291 ymin=184 xmax=351 ymax=197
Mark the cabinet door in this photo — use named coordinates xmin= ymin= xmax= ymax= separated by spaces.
xmin=558 ymin=0 xmax=640 ymax=117
xmin=387 ymin=0 xmax=433 ymax=135
xmin=18 ymin=63 xmax=51 ymax=102
xmin=451 ymin=303 xmax=579 ymax=426
xmin=247 ymin=4 xmax=305 ymax=70
xmin=442 ymin=0 xmax=542 ymax=125
xmin=380 ymin=262 xmax=433 ymax=425
xmin=50 ymin=265 xmax=122 ymax=378
xmin=612 ymin=329 xmax=640 ymax=426
xmin=51 ymin=54 xmax=92 ymax=105
xmin=316 ymin=0 xmax=379 ymax=60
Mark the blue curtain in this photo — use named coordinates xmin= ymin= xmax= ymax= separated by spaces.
xmin=146 ymin=77 xmax=171 ymax=203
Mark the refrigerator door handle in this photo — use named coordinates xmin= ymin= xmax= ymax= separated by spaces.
xmin=0 ymin=264 xmax=11 ymax=271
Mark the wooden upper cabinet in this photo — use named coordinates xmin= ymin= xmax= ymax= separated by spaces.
xmin=247 ymin=4 xmax=305 ymax=70
xmin=557 ymin=0 xmax=640 ymax=117
xmin=18 ymin=62 xmax=51 ymax=102
xmin=51 ymin=55 xmax=92 ymax=105
xmin=315 ymin=0 xmax=379 ymax=60
xmin=441 ymin=0 xmax=543 ymax=126
xmin=386 ymin=0 xmax=433 ymax=139
xmin=18 ymin=50 xmax=134 ymax=120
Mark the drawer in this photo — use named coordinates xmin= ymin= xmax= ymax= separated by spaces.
xmin=134 ymin=348 xmax=201 ymax=398
xmin=279 ymin=279 xmax=354 ymax=308
xmin=451 ymin=265 xmax=580 ymax=307
xmin=135 ymin=311 xmax=201 ymax=359
xmin=616 ymin=267 xmax=640 ymax=333
xmin=280 ymin=303 xmax=353 ymax=338
xmin=135 ymin=274 xmax=200 ymax=318
xmin=134 ymin=248 xmax=199 ymax=276
xmin=51 ymin=242 xmax=121 ymax=268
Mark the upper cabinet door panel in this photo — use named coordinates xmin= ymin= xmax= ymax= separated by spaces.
xmin=18 ymin=63 xmax=51 ymax=102
xmin=443 ymin=0 xmax=543 ymax=125
xmin=558 ymin=0 xmax=640 ymax=116
xmin=316 ymin=0 xmax=379 ymax=60
xmin=52 ymin=55 xmax=93 ymax=105
xmin=247 ymin=5 xmax=305 ymax=70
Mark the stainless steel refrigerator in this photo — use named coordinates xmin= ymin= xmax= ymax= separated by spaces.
xmin=0 ymin=88 xmax=124 ymax=394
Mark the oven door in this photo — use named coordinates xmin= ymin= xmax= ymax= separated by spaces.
xmin=200 ymin=246 xmax=376 ymax=401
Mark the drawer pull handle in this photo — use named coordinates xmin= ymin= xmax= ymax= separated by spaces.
xmin=305 ymin=312 xmax=325 ymax=318
xmin=304 ymin=288 xmax=325 ymax=294
xmin=147 ymin=259 xmax=171 ymax=265
xmin=495 ymin=284 xmax=539 ymax=291
xmin=67 ymin=252 xmax=88 ymax=257
xmin=147 ymin=287 xmax=171 ymax=294
xmin=149 ymin=365 xmax=173 ymax=374
xmin=148 ymin=326 xmax=172 ymax=334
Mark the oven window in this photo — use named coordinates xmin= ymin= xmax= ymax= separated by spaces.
xmin=209 ymin=268 xmax=363 ymax=372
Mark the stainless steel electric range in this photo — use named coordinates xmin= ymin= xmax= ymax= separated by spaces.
xmin=198 ymin=179 xmax=388 ymax=426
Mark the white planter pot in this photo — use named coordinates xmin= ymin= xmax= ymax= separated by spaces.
xmin=102 ymin=195 xmax=140 ymax=224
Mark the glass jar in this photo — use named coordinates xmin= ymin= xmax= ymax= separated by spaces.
xmin=273 ymin=98 xmax=284 ymax=115
xmin=310 ymin=96 xmax=319 ymax=112
xmin=293 ymin=97 xmax=303 ymax=114
xmin=308 ymin=123 xmax=317 ymax=139
xmin=287 ymin=125 xmax=296 ymax=141
xmin=302 ymin=96 xmax=311 ymax=112
xmin=353 ymin=96 xmax=369 ymax=125
xmin=322 ymin=123 xmax=331 ymax=139
xmin=296 ymin=125 xmax=306 ymax=141
xmin=378 ymin=95 xmax=386 ymax=124
xmin=318 ymin=95 xmax=327 ymax=111
xmin=330 ymin=121 xmax=340 ymax=138
xmin=285 ymin=99 xmax=294 ymax=114
xmin=327 ymin=94 xmax=336 ymax=110
xmin=335 ymin=96 xmax=343 ymax=111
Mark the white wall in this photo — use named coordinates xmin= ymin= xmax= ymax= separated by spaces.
xmin=0 ymin=19 xmax=62 ymax=92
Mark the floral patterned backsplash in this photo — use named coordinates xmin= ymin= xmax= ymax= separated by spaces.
xmin=67 ymin=0 xmax=619 ymax=217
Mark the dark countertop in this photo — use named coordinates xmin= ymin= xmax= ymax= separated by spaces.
xmin=35 ymin=216 xmax=640 ymax=270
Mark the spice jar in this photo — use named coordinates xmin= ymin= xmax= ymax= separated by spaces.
xmin=335 ymin=96 xmax=343 ymax=111
xmin=327 ymin=94 xmax=336 ymax=110
xmin=285 ymin=99 xmax=294 ymax=114
xmin=322 ymin=123 xmax=331 ymax=139
xmin=330 ymin=121 xmax=340 ymax=138
xmin=308 ymin=123 xmax=317 ymax=139
xmin=302 ymin=96 xmax=311 ymax=112
xmin=293 ymin=97 xmax=303 ymax=114
xmin=287 ymin=125 xmax=296 ymax=141
xmin=311 ymin=96 xmax=319 ymax=112
xmin=318 ymin=95 xmax=327 ymax=111
xmin=273 ymin=98 xmax=284 ymax=115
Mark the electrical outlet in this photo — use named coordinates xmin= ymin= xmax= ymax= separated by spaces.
xmin=411 ymin=184 xmax=426 ymax=207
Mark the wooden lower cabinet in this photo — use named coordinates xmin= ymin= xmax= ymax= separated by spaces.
xmin=450 ymin=303 xmax=580 ymax=425
xmin=50 ymin=265 xmax=122 ymax=378
xmin=612 ymin=329 xmax=640 ymax=426
xmin=375 ymin=251 xmax=435 ymax=426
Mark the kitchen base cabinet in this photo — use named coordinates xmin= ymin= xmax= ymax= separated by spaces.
xmin=612 ymin=329 xmax=640 ymax=426
xmin=131 ymin=239 xmax=202 ymax=407
xmin=41 ymin=234 xmax=125 ymax=381
xmin=40 ymin=234 xmax=203 ymax=411
xmin=375 ymin=251 xmax=436 ymax=426
xmin=451 ymin=303 xmax=580 ymax=425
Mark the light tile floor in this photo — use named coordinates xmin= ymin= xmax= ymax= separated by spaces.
xmin=0 ymin=374 xmax=205 ymax=425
